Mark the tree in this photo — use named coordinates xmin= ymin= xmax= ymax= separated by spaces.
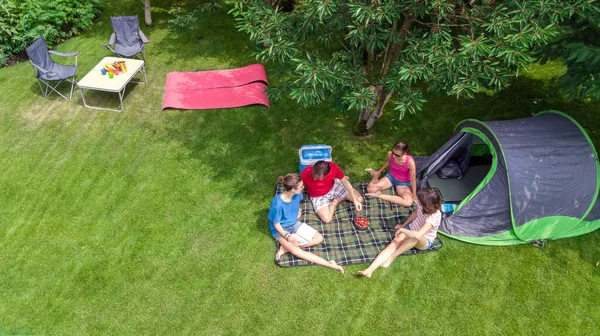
xmin=141 ymin=0 xmax=152 ymax=27
xmin=536 ymin=8 xmax=600 ymax=100
xmin=231 ymin=0 xmax=597 ymax=134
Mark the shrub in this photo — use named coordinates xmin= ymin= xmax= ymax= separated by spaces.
xmin=0 ymin=0 xmax=102 ymax=67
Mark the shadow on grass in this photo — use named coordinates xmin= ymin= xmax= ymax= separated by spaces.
xmin=151 ymin=7 xmax=256 ymax=69
xmin=255 ymin=208 xmax=271 ymax=239
xmin=159 ymin=75 xmax=558 ymax=196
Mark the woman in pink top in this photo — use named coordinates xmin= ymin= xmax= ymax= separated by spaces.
xmin=365 ymin=141 xmax=417 ymax=206
xmin=358 ymin=188 xmax=442 ymax=278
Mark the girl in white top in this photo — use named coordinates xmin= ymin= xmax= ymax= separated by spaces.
xmin=358 ymin=188 xmax=442 ymax=278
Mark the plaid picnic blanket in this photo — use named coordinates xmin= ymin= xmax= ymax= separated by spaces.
xmin=274 ymin=182 xmax=443 ymax=267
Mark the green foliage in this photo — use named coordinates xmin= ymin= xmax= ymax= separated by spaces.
xmin=0 ymin=0 xmax=101 ymax=66
xmin=1 ymin=1 xmax=600 ymax=333
xmin=168 ymin=1 xmax=223 ymax=31
xmin=536 ymin=8 xmax=600 ymax=100
xmin=231 ymin=0 xmax=597 ymax=130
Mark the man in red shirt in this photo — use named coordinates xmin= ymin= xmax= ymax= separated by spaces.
xmin=301 ymin=160 xmax=363 ymax=223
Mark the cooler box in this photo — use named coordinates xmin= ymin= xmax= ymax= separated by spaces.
xmin=299 ymin=144 xmax=332 ymax=173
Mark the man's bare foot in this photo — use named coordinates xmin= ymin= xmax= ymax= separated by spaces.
xmin=275 ymin=245 xmax=288 ymax=260
xmin=365 ymin=168 xmax=380 ymax=177
xmin=365 ymin=191 xmax=382 ymax=198
xmin=329 ymin=260 xmax=344 ymax=274
xmin=357 ymin=269 xmax=372 ymax=278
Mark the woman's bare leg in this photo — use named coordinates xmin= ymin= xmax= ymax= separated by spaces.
xmin=275 ymin=245 xmax=288 ymax=260
xmin=302 ymin=231 xmax=324 ymax=248
xmin=357 ymin=235 xmax=405 ymax=278
xmin=367 ymin=186 xmax=413 ymax=207
xmin=278 ymin=238 xmax=344 ymax=274
xmin=365 ymin=175 xmax=393 ymax=194
xmin=365 ymin=168 xmax=381 ymax=187
xmin=277 ymin=231 xmax=323 ymax=259
xmin=381 ymin=236 xmax=427 ymax=268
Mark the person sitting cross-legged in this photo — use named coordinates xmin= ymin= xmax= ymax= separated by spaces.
xmin=301 ymin=160 xmax=364 ymax=223
xmin=365 ymin=141 xmax=417 ymax=207
xmin=269 ymin=174 xmax=344 ymax=274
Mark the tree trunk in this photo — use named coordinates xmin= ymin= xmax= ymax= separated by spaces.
xmin=365 ymin=89 xmax=394 ymax=129
xmin=354 ymin=10 xmax=415 ymax=135
xmin=141 ymin=0 xmax=152 ymax=27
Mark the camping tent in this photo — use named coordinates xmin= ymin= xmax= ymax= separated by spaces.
xmin=417 ymin=110 xmax=600 ymax=245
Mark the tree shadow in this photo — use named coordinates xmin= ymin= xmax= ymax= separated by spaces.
xmin=151 ymin=6 xmax=256 ymax=69
xmin=155 ymin=71 xmax=598 ymax=204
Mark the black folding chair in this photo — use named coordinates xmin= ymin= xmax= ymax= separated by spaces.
xmin=25 ymin=37 xmax=79 ymax=100
xmin=104 ymin=16 xmax=150 ymax=61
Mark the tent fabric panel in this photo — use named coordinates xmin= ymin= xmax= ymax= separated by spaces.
xmin=439 ymin=164 xmax=512 ymax=237
xmin=585 ymin=198 xmax=600 ymax=221
xmin=484 ymin=113 xmax=597 ymax=233
xmin=454 ymin=126 xmax=499 ymax=212
xmin=438 ymin=228 xmax=525 ymax=246
xmin=543 ymin=111 xmax=600 ymax=222
xmin=517 ymin=216 xmax=600 ymax=240
xmin=416 ymin=132 xmax=470 ymax=183
xmin=438 ymin=123 xmax=513 ymax=238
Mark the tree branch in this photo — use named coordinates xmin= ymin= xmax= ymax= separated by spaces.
xmin=414 ymin=19 xmax=470 ymax=27
xmin=381 ymin=9 xmax=415 ymax=77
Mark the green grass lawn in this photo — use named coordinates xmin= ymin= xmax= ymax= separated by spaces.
xmin=1 ymin=1 xmax=599 ymax=334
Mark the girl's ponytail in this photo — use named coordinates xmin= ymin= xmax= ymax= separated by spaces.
xmin=279 ymin=174 xmax=302 ymax=191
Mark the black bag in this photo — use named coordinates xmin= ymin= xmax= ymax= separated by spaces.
xmin=436 ymin=160 xmax=464 ymax=179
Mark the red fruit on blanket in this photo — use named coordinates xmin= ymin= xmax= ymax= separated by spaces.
xmin=354 ymin=217 xmax=370 ymax=230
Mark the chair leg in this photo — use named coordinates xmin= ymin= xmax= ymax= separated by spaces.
xmin=68 ymin=78 xmax=77 ymax=100
xmin=37 ymin=79 xmax=47 ymax=97
xmin=39 ymin=78 xmax=74 ymax=100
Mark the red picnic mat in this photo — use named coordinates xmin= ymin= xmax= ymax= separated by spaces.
xmin=162 ymin=64 xmax=269 ymax=110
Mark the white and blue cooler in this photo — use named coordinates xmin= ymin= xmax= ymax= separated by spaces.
xmin=298 ymin=144 xmax=332 ymax=173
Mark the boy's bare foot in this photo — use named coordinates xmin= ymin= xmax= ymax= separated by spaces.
xmin=329 ymin=260 xmax=344 ymax=274
xmin=357 ymin=269 xmax=372 ymax=278
xmin=275 ymin=245 xmax=288 ymax=260
xmin=365 ymin=168 xmax=380 ymax=177
xmin=365 ymin=191 xmax=382 ymax=198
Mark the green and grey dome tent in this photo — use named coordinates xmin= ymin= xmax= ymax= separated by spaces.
xmin=417 ymin=111 xmax=600 ymax=245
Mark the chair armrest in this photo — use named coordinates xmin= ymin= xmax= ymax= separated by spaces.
xmin=49 ymin=50 xmax=79 ymax=57
xmin=30 ymin=62 xmax=49 ymax=74
xmin=139 ymin=29 xmax=150 ymax=43
xmin=30 ymin=61 xmax=57 ymax=78
xmin=106 ymin=32 xmax=116 ymax=46
xmin=49 ymin=50 xmax=78 ymax=66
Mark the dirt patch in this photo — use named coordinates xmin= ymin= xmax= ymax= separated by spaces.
xmin=5 ymin=51 xmax=27 ymax=68
xmin=19 ymin=98 xmax=78 ymax=126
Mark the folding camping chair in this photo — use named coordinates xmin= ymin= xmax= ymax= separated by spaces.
xmin=25 ymin=37 xmax=79 ymax=100
xmin=104 ymin=16 xmax=150 ymax=61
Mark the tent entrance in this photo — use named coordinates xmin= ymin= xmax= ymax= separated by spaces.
xmin=426 ymin=134 xmax=492 ymax=203
xmin=428 ymin=164 xmax=491 ymax=202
